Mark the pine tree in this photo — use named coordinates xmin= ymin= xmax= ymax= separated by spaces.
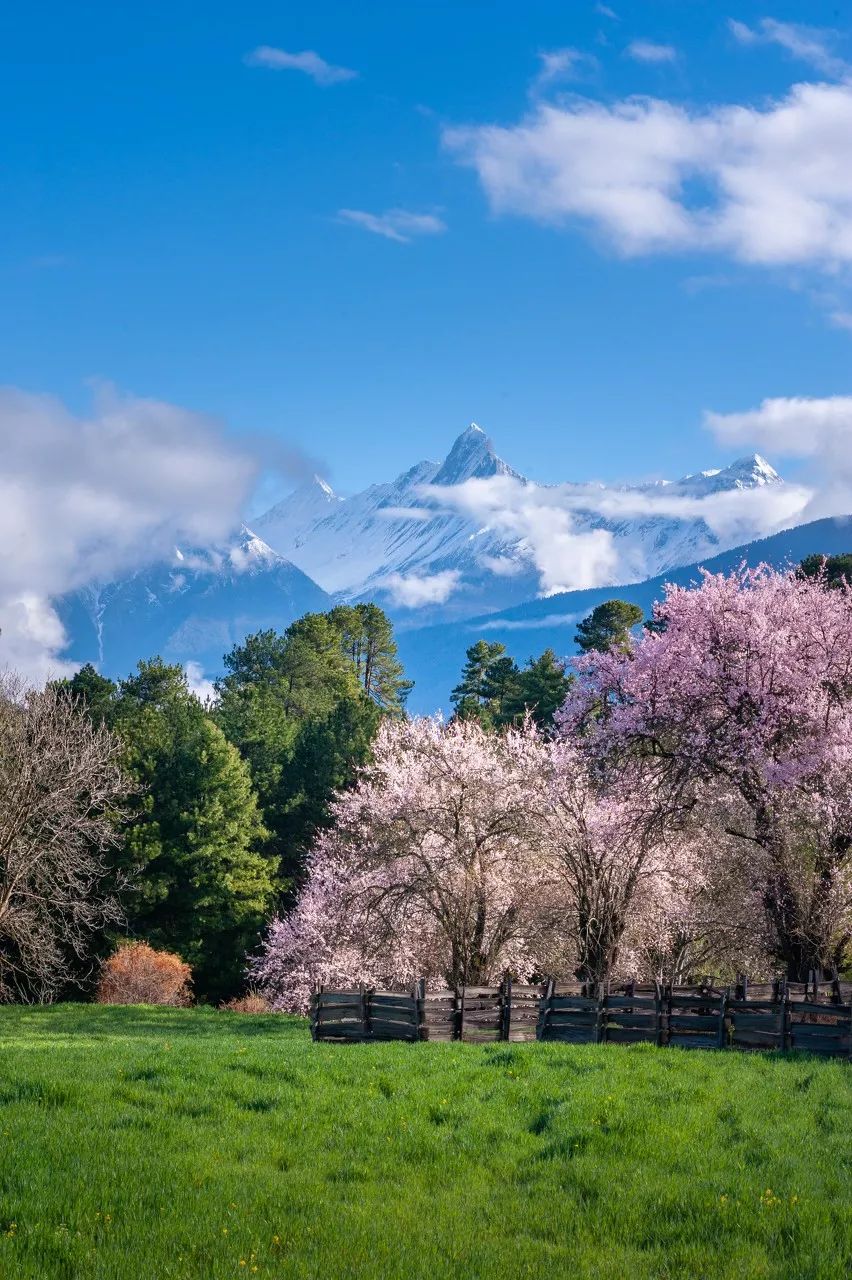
xmin=798 ymin=553 xmax=852 ymax=589
xmin=450 ymin=640 xmax=511 ymax=725
xmin=575 ymin=600 xmax=644 ymax=654
xmin=215 ymin=611 xmax=397 ymax=894
xmin=328 ymin=602 xmax=413 ymax=712
xmin=112 ymin=659 xmax=276 ymax=1001
xmin=53 ymin=663 xmax=118 ymax=725
xmin=274 ymin=694 xmax=381 ymax=887
xmin=503 ymin=649 xmax=573 ymax=727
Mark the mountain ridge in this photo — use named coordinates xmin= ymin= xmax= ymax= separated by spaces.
xmin=59 ymin=424 xmax=819 ymax=691
xmin=252 ymin=423 xmax=787 ymax=621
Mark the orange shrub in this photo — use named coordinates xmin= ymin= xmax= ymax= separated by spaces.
xmin=96 ymin=941 xmax=193 ymax=1007
xmin=219 ymin=989 xmax=271 ymax=1014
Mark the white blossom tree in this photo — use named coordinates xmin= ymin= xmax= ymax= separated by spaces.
xmin=252 ymin=716 xmax=556 ymax=1011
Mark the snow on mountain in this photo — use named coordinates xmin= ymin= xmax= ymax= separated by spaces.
xmin=643 ymin=453 xmax=780 ymax=497
xmin=59 ymin=427 xmax=795 ymax=681
xmin=254 ymin=424 xmax=524 ymax=611
xmin=253 ymin=425 xmax=788 ymax=624
xmin=60 ymin=525 xmax=331 ymax=678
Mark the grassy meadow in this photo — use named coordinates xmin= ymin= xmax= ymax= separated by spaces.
xmin=0 ymin=1005 xmax=850 ymax=1279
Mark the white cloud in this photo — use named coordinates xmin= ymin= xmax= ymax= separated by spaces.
xmin=829 ymin=310 xmax=852 ymax=331
xmin=443 ymin=81 xmax=852 ymax=268
xmin=533 ymin=48 xmax=598 ymax=92
xmin=244 ymin=46 xmax=357 ymax=85
xmin=706 ymin=396 xmax=852 ymax=519
xmin=626 ymin=40 xmax=677 ymax=64
xmin=419 ymin=477 xmax=624 ymax=595
xmin=337 ymin=208 xmax=447 ymax=243
xmin=706 ymin=395 xmax=852 ymax=458
xmin=0 ymin=384 xmax=259 ymax=680
xmin=185 ymin=661 xmax=218 ymax=703
xmin=418 ymin=469 xmax=812 ymax=597
xmin=479 ymin=553 xmax=525 ymax=577
xmin=383 ymin=569 xmax=462 ymax=606
xmin=728 ymin=18 xmax=849 ymax=79
xmin=595 ymin=4 xmax=618 ymax=19
xmin=478 ymin=612 xmax=583 ymax=632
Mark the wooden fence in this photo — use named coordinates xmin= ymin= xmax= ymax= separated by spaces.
xmin=311 ymin=975 xmax=852 ymax=1058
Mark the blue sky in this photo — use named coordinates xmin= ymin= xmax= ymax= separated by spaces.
xmin=3 ymin=0 xmax=852 ymax=498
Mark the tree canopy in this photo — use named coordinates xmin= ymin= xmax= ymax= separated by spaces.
xmin=66 ymin=658 xmax=276 ymax=1002
xmin=561 ymin=566 xmax=852 ymax=981
xmin=451 ymin=641 xmax=572 ymax=729
xmin=574 ymin=600 xmax=645 ymax=654
xmin=798 ymin=553 xmax=852 ymax=589
xmin=215 ymin=605 xmax=406 ymax=892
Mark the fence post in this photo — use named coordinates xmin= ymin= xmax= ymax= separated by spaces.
xmin=595 ymin=983 xmax=605 ymax=1045
xmin=359 ymin=983 xmax=370 ymax=1040
xmin=780 ymin=978 xmax=790 ymax=1051
xmin=537 ymin=977 xmax=554 ymax=1041
xmin=413 ymin=978 xmax=426 ymax=1041
xmin=310 ymin=983 xmax=321 ymax=1041
xmin=662 ymin=982 xmax=672 ymax=1048
xmin=501 ymin=972 xmax=512 ymax=1042
xmin=716 ymin=987 xmax=728 ymax=1049
xmin=456 ymin=986 xmax=465 ymax=1042
xmin=654 ymin=979 xmax=665 ymax=1047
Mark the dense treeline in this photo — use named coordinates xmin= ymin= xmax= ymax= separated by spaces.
xmin=4 ymin=556 xmax=852 ymax=1006
xmin=258 ymin=557 xmax=852 ymax=1009
xmin=48 ymin=604 xmax=409 ymax=1000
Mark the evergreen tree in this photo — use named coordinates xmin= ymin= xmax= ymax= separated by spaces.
xmin=480 ymin=654 xmax=522 ymax=720
xmin=328 ymin=602 xmax=413 ymax=712
xmin=275 ymin=694 xmax=381 ymax=886
xmin=575 ymin=600 xmax=644 ymax=654
xmin=216 ymin=610 xmax=396 ymax=892
xmin=112 ymin=659 xmax=276 ymax=1001
xmin=215 ymin=618 xmax=360 ymax=810
xmin=798 ymin=553 xmax=852 ymax=589
xmin=503 ymin=649 xmax=573 ymax=728
xmin=54 ymin=663 xmax=118 ymax=726
xmin=451 ymin=640 xmax=512 ymax=725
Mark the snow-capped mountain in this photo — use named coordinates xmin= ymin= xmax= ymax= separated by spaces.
xmin=253 ymin=423 xmax=786 ymax=625
xmin=59 ymin=526 xmax=331 ymax=678
xmin=253 ymin=426 xmax=523 ymax=616
xmin=59 ymin=423 xmax=793 ymax=681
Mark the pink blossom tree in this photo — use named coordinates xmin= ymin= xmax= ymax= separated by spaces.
xmin=558 ymin=564 xmax=852 ymax=980
xmin=539 ymin=740 xmax=684 ymax=984
xmin=251 ymin=716 xmax=554 ymax=1012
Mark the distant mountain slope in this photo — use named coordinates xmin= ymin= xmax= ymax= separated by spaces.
xmin=253 ymin=423 xmax=786 ymax=624
xmin=59 ymin=527 xmax=332 ymax=680
xmin=398 ymin=515 xmax=852 ymax=715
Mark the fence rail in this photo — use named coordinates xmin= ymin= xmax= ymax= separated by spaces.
xmin=311 ymin=974 xmax=852 ymax=1058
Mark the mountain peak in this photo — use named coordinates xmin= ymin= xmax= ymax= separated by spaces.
xmin=432 ymin=423 xmax=518 ymax=486
xmin=310 ymin=473 xmax=337 ymax=497
xmin=728 ymin=453 xmax=780 ymax=484
xmin=668 ymin=451 xmax=782 ymax=497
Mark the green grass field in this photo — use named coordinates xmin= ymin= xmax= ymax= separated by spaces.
xmin=0 ymin=1006 xmax=850 ymax=1279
